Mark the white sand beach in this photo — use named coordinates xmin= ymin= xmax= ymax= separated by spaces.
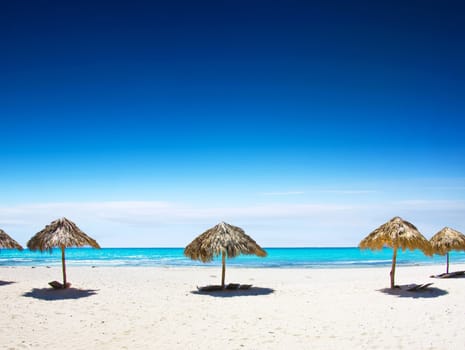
xmin=1 ymin=264 xmax=464 ymax=350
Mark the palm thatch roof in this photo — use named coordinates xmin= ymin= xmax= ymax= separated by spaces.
xmin=0 ymin=229 xmax=23 ymax=250
xmin=184 ymin=221 xmax=267 ymax=262
xmin=27 ymin=217 xmax=100 ymax=252
xmin=359 ymin=216 xmax=432 ymax=288
xmin=430 ymin=227 xmax=465 ymax=255
xmin=359 ymin=216 xmax=432 ymax=255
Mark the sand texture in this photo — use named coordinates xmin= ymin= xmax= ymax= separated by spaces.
xmin=1 ymin=264 xmax=464 ymax=349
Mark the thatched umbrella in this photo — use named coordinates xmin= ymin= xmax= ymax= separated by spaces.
xmin=184 ymin=221 xmax=267 ymax=288
xmin=0 ymin=229 xmax=23 ymax=250
xmin=359 ymin=216 xmax=432 ymax=288
xmin=27 ymin=217 xmax=100 ymax=288
xmin=430 ymin=227 xmax=465 ymax=274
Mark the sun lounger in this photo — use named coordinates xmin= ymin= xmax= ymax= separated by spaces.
xmin=49 ymin=281 xmax=72 ymax=289
xmin=430 ymin=270 xmax=465 ymax=279
xmin=197 ymin=283 xmax=253 ymax=292
xmin=197 ymin=285 xmax=223 ymax=292
xmin=405 ymin=283 xmax=433 ymax=292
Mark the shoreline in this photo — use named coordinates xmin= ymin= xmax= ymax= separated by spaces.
xmin=2 ymin=264 xmax=465 ymax=349
xmin=0 ymin=260 xmax=457 ymax=269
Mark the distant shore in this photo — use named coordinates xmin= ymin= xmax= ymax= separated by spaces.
xmin=2 ymin=264 xmax=465 ymax=349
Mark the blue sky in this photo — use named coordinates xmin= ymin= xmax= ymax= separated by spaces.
xmin=1 ymin=0 xmax=465 ymax=247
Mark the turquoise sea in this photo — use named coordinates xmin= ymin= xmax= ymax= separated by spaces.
xmin=1 ymin=247 xmax=464 ymax=268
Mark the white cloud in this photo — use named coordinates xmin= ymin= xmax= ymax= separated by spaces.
xmin=425 ymin=186 xmax=465 ymax=190
xmin=316 ymin=190 xmax=378 ymax=195
xmin=394 ymin=199 xmax=465 ymax=211
xmin=1 ymin=199 xmax=464 ymax=247
xmin=259 ymin=189 xmax=377 ymax=196
xmin=260 ymin=191 xmax=305 ymax=196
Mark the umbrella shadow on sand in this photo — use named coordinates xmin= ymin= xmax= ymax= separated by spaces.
xmin=22 ymin=287 xmax=98 ymax=301
xmin=191 ymin=286 xmax=274 ymax=298
xmin=378 ymin=285 xmax=448 ymax=299
xmin=0 ymin=280 xmax=16 ymax=286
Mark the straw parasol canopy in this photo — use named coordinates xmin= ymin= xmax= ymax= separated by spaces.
xmin=430 ymin=227 xmax=465 ymax=274
xmin=0 ymin=229 xmax=23 ymax=250
xmin=359 ymin=216 xmax=432 ymax=288
xmin=184 ymin=221 xmax=267 ymax=288
xmin=27 ymin=217 xmax=100 ymax=288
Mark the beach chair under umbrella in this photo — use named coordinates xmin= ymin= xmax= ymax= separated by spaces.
xmin=430 ymin=227 xmax=465 ymax=276
xmin=184 ymin=221 xmax=267 ymax=289
xmin=359 ymin=216 xmax=432 ymax=288
xmin=27 ymin=217 xmax=100 ymax=289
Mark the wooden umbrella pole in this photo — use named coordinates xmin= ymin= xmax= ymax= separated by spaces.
xmin=61 ymin=246 xmax=67 ymax=288
xmin=221 ymin=251 xmax=226 ymax=289
xmin=446 ymin=252 xmax=450 ymax=274
xmin=390 ymin=246 xmax=398 ymax=289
